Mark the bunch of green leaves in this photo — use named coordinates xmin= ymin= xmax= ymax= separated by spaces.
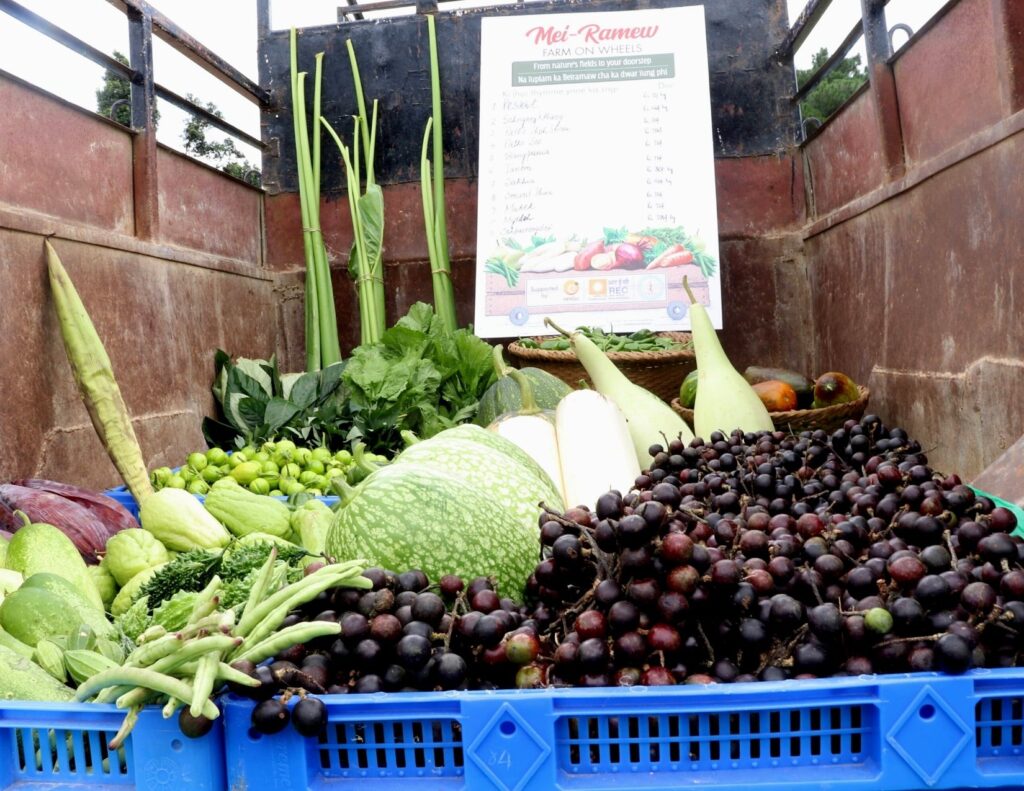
xmin=138 ymin=542 xmax=309 ymax=613
xmin=518 ymin=327 xmax=691 ymax=353
xmin=342 ymin=302 xmax=496 ymax=454
xmin=114 ymin=596 xmax=153 ymax=647
xmin=203 ymin=351 xmax=349 ymax=450
xmin=604 ymin=225 xmax=718 ymax=278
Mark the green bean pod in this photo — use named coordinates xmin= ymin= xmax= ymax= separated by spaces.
xmin=235 ymin=548 xmax=279 ymax=635
xmin=137 ymin=624 xmax=167 ymax=644
xmin=125 ymin=634 xmax=183 ymax=668
xmin=237 ymin=570 xmax=368 ymax=646
xmin=217 ymin=662 xmax=260 ymax=687
xmin=231 ymin=621 xmax=342 ymax=665
xmin=107 ymin=706 xmax=141 ymax=751
xmin=190 ymin=653 xmax=221 ymax=718
xmin=75 ymin=666 xmax=209 ymax=712
xmin=187 ymin=576 xmax=222 ymax=627
xmin=234 ymin=565 xmax=366 ymax=640
xmin=148 ymin=635 xmax=240 ymax=676
xmin=162 ymin=697 xmax=185 ymax=719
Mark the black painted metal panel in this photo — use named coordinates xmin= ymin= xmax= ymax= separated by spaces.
xmin=258 ymin=0 xmax=797 ymax=193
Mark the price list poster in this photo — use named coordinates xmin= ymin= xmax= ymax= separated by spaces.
xmin=474 ymin=6 xmax=722 ymax=338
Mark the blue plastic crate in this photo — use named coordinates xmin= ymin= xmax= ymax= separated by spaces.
xmin=0 ymin=701 xmax=225 ymax=791
xmin=102 ymin=484 xmax=338 ymax=520
xmin=223 ymin=669 xmax=1024 ymax=791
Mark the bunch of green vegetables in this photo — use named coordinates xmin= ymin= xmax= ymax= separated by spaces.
xmin=125 ymin=541 xmax=311 ymax=626
xmin=202 ymin=352 xmax=347 ymax=451
xmin=290 ymin=30 xmax=341 ymax=371
xmin=341 ymin=303 xmax=496 ymax=454
xmin=517 ymin=327 xmax=691 ymax=353
xmin=321 ymin=40 xmax=387 ymax=348
xmin=74 ymin=553 xmax=369 ymax=748
xmin=206 ymin=304 xmax=496 ymax=458
xmin=420 ymin=14 xmax=457 ymax=333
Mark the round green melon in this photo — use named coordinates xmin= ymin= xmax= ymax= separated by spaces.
xmin=326 ymin=465 xmax=538 ymax=600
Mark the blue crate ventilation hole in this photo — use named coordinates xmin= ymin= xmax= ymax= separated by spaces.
xmin=556 ymin=703 xmax=868 ymax=772
xmin=0 ymin=703 xmax=225 ymax=791
xmin=8 ymin=724 xmax=129 ymax=782
xmin=224 ymin=671 xmax=1024 ymax=791
xmin=316 ymin=717 xmax=465 ymax=777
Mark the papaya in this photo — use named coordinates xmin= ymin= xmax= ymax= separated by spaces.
xmin=752 ymin=380 xmax=798 ymax=412
xmin=812 ymin=372 xmax=860 ymax=409
xmin=744 ymin=366 xmax=814 ymax=409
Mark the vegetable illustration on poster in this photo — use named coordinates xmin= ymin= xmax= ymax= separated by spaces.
xmin=474 ymin=6 xmax=721 ymax=338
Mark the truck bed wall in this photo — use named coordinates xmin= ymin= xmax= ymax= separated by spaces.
xmin=1 ymin=0 xmax=1021 ymax=488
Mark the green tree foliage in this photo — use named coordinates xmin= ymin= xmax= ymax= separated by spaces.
xmin=94 ymin=54 xmax=259 ymax=186
xmin=95 ymin=51 xmax=159 ymax=127
xmin=797 ymin=47 xmax=868 ymax=126
xmin=182 ymin=94 xmax=262 ymax=187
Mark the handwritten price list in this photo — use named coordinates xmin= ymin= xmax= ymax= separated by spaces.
xmin=481 ymin=55 xmax=680 ymax=241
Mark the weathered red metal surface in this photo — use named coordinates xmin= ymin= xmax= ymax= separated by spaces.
xmin=804 ymin=128 xmax=1024 ymax=477
xmin=894 ymin=0 xmax=1002 ymax=165
xmin=157 ymin=149 xmax=263 ymax=263
xmin=0 ymin=77 xmax=277 ymax=490
xmin=992 ymin=0 xmax=1024 ymax=113
xmin=715 ymin=154 xmax=806 ymax=237
xmin=0 ymin=75 xmax=134 ymax=233
xmin=802 ymin=90 xmax=886 ymax=218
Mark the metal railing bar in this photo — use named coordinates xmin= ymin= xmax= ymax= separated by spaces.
xmin=109 ymin=0 xmax=271 ymax=108
xmin=0 ymin=0 xmax=139 ymax=82
xmin=334 ymin=0 xmax=545 ymax=19
xmin=155 ymin=82 xmax=267 ymax=151
xmin=777 ymin=0 xmax=833 ymax=59
xmin=793 ymin=17 xmax=864 ymax=104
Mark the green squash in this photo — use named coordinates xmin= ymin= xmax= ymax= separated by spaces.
xmin=474 ymin=345 xmax=571 ymax=427
xmin=326 ymin=465 xmax=538 ymax=600
xmin=679 ymin=369 xmax=699 ymax=409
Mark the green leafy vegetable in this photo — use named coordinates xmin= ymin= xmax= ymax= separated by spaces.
xmin=203 ymin=351 xmax=346 ymax=450
xmin=114 ymin=596 xmax=152 ymax=645
xmin=341 ymin=303 xmax=497 ymax=454
xmin=139 ymin=549 xmax=221 ymax=610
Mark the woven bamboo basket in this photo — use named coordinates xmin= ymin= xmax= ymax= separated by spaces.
xmin=507 ymin=332 xmax=695 ymax=403
xmin=670 ymin=386 xmax=871 ymax=434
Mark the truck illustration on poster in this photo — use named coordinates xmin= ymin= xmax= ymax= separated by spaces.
xmin=474 ymin=6 xmax=721 ymax=338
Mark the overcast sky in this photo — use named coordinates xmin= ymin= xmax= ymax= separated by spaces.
xmin=0 ymin=0 xmax=948 ymax=165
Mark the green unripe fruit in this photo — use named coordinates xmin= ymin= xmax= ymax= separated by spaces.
xmin=206 ymin=447 xmax=229 ymax=466
xmin=865 ymin=607 xmax=893 ymax=635
xmin=248 ymin=478 xmax=271 ymax=495
xmin=230 ymin=461 xmax=263 ymax=486
xmin=187 ymin=452 xmax=208 ymax=472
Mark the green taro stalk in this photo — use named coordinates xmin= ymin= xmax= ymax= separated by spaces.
xmin=290 ymin=28 xmax=341 ymax=371
xmin=421 ymin=14 xmax=457 ymax=333
xmin=322 ymin=39 xmax=386 ymax=347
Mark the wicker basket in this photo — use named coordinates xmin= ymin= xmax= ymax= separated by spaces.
xmin=670 ymin=386 xmax=871 ymax=434
xmin=507 ymin=332 xmax=695 ymax=403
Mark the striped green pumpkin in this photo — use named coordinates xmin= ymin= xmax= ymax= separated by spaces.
xmin=325 ymin=465 xmax=538 ymax=599
xmin=397 ymin=425 xmax=564 ymax=516
xmin=474 ymin=347 xmax=571 ymax=428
